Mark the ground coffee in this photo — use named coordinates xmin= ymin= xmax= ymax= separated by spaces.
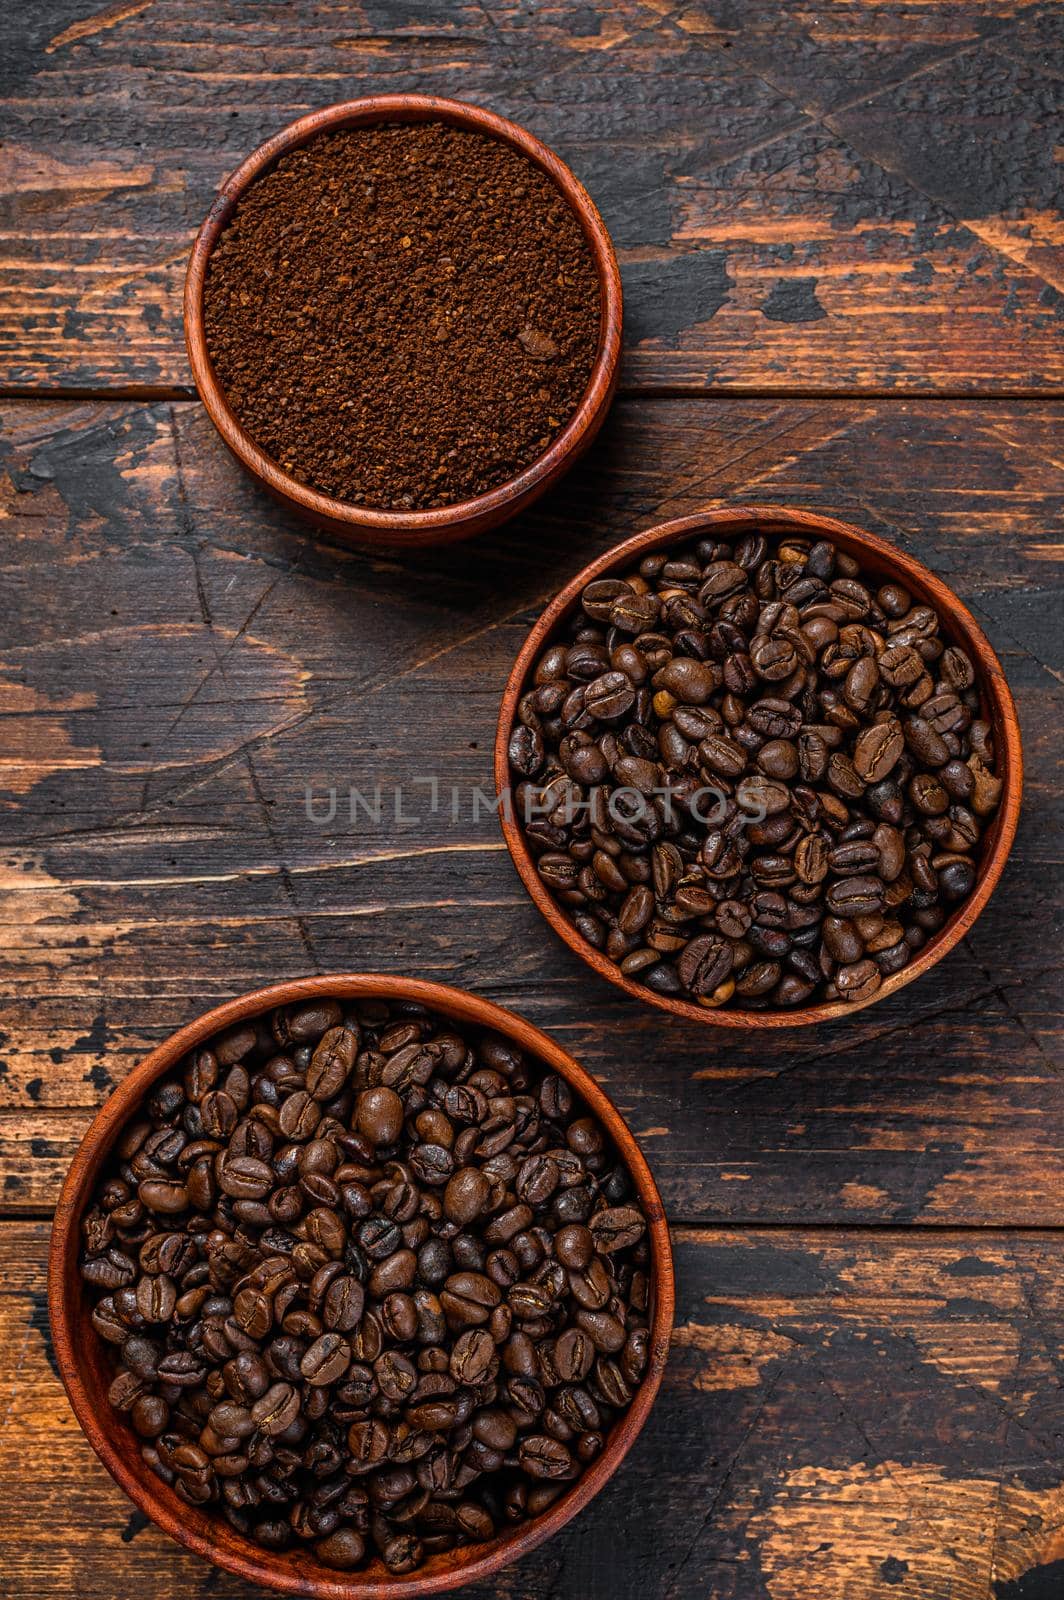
xmin=203 ymin=122 xmax=601 ymax=510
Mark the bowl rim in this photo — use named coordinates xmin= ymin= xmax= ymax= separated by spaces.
xmin=48 ymin=974 xmax=675 ymax=1598
xmin=494 ymin=502 xmax=1024 ymax=1029
xmin=183 ymin=94 xmax=623 ymax=543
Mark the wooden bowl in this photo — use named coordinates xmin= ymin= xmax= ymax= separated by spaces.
xmin=49 ymin=975 xmax=674 ymax=1597
xmin=184 ymin=96 xmax=622 ymax=549
xmin=494 ymin=504 xmax=1023 ymax=1029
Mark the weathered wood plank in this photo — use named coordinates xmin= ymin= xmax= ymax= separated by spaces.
xmin=0 ymin=0 xmax=1060 ymax=393
xmin=0 ymin=396 xmax=1060 ymax=1223
xmin=4 ymin=1222 xmax=1064 ymax=1599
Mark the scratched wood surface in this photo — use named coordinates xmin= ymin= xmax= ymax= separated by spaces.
xmin=2 ymin=2 xmax=1063 ymax=1598
xmin=0 ymin=395 xmax=1060 ymax=1226
xmin=5 ymin=1224 xmax=1064 ymax=1599
xmin=1 ymin=0 xmax=1062 ymax=394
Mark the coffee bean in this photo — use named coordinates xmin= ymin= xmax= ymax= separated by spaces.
xmin=441 ymin=1166 xmax=489 ymax=1225
xmin=301 ymin=1333 xmax=352 ymax=1386
xmin=582 ymin=578 xmax=634 ymax=622
xmin=589 ymin=1205 xmax=646 ymax=1253
xmin=316 ymin=1529 xmax=366 ymax=1569
xmin=825 ymin=876 xmax=886 ymax=917
xmin=610 ymin=591 xmax=660 ymax=634
xmin=756 ymin=738 xmax=799 ymax=780
xmin=219 ymin=1154 xmax=273 ymax=1201
xmin=518 ymin=1435 xmax=574 ymax=1480
xmin=138 ymin=1180 xmax=189 ymax=1216
xmin=514 ymin=530 xmax=1001 ymax=1010
xmin=938 ymin=857 xmax=976 ymax=901
xmin=654 ymin=657 xmax=718 ymax=705
xmin=836 ymin=959 xmax=883 ymax=1003
xmin=910 ymin=773 xmax=949 ymax=815
xmin=445 ymin=1328 xmax=493 ymax=1386
xmin=355 ymin=1086 xmax=404 ymax=1147
xmin=585 ymin=671 xmax=636 ymax=722
xmin=251 ymin=1382 xmax=301 ymax=1436
xmin=554 ymin=1224 xmax=594 ymax=1270
xmin=307 ymin=1025 xmax=357 ymax=1101
xmin=81 ymin=1003 xmax=653 ymax=1574
xmin=677 ymin=935 xmax=733 ymax=997
xmin=568 ymin=1256 xmax=611 ymax=1311
xmin=284 ymin=1000 xmax=344 ymax=1044
xmin=374 ymin=1349 xmax=417 ymax=1402
xmin=440 ymin=1271 xmax=502 ymax=1326
xmin=317 ymin=1272 xmax=363 ymax=1334
xmin=853 ymin=717 xmax=903 ymax=782
xmin=699 ymin=733 xmax=746 ymax=779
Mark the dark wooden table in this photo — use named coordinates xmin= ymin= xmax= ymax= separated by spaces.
xmin=1 ymin=3 xmax=1062 ymax=1596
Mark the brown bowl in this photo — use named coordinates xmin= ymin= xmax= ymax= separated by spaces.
xmin=495 ymin=504 xmax=1023 ymax=1029
xmin=49 ymin=975 xmax=674 ymax=1596
xmin=184 ymin=96 xmax=622 ymax=549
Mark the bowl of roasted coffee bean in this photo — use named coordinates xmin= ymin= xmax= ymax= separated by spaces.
xmin=185 ymin=95 xmax=622 ymax=548
xmin=496 ymin=505 xmax=1022 ymax=1026
xmin=50 ymin=976 xmax=673 ymax=1594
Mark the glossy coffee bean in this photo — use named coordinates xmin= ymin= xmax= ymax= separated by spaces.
xmin=79 ymin=999 xmax=651 ymax=1578
xmin=511 ymin=531 xmax=999 ymax=1009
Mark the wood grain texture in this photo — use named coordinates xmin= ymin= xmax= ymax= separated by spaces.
xmin=0 ymin=395 xmax=1059 ymax=1224
xmin=1 ymin=0 xmax=1061 ymax=393
xmin=4 ymin=4 xmax=1062 ymax=1596
xmin=5 ymin=1223 xmax=1064 ymax=1599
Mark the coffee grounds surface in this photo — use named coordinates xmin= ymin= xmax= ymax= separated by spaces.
xmin=203 ymin=122 xmax=602 ymax=511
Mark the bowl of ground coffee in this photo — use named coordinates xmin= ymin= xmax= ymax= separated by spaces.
xmin=496 ymin=504 xmax=1022 ymax=1027
xmin=50 ymin=975 xmax=673 ymax=1595
xmin=185 ymin=96 xmax=621 ymax=548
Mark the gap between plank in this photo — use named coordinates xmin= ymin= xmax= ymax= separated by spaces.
xmin=0 ymin=385 xmax=1060 ymax=404
xmin=3 ymin=1208 xmax=1063 ymax=1234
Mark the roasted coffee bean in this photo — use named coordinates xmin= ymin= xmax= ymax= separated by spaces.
xmin=654 ymin=657 xmax=718 ymax=704
xmin=219 ymin=1154 xmax=273 ymax=1201
xmin=511 ymin=528 xmax=1000 ymax=1010
xmin=825 ymin=875 xmax=886 ymax=918
xmin=80 ymin=1001 xmax=653 ymax=1575
xmin=300 ymin=1333 xmax=352 ymax=1387
xmin=307 ymin=1026 xmax=357 ymax=1101
xmin=251 ymin=1382 xmax=301 ymax=1437
xmin=449 ymin=1328 xmax=496 ymax=1385
xmin=554 ymin=1224 xmax=594 ymax=1270
xmin=938 ymin=857 xmax=976 ymax=901
xmin=138 ymin=1180 xmax=190 ymax=1216
xmin=585 ymin=671 xmax=636 ymax=722
xmin=374 ymin=1350 xmax=417 ymax=1402
xmin=554 ymin=1327 xmax=595 ymax=1382
xmin=354 ymin=1087 xmax=404 ymax=1147
xmin=509 ymin=724 xmax=545 ymax=778
xmin=440 ymin=1271 xmax=502 ymax=1326
xmin=135 ymin=1274 xmax=177 ymax=1324
xmin=443 ymin=1166 xmax=491 ymax=1225
xmin=677 ymin=935 xmax=733 ymax=997
xmin=836 ymin=960 xmax=883 ymax=1003
xmin=518 ymin=1435 xmax=574 ymax=1480
xmin=323 ymin=1274 xmax=365 ymax=1333
xmin=853 ymin=717 xmax=903 ymax=782
xmin=589 ymin=1205 xmax=646 ymax=1253
xmin=316 ymin=1529 xmax=366 ymax=1570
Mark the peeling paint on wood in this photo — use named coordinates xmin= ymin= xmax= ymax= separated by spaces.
xmin=0 ymin=0 xmax=1061 ymax=391
xmin=0 ymin=395 xmax=1059 ymax=1225
xmin=3 ymin=1225 xmax=1063 ymax=1598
